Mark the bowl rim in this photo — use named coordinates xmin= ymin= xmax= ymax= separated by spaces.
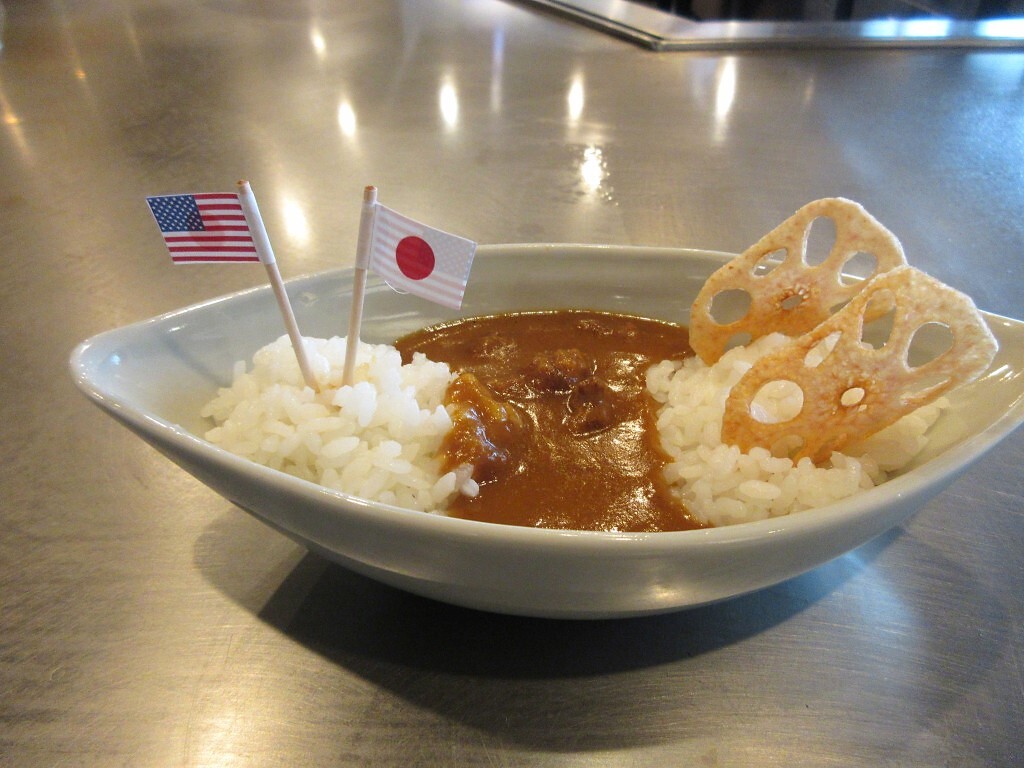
xmin=69 ymin=243 xmax=1024 ymax=554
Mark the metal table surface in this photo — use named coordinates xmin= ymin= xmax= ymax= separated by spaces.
xmin=1 ymin=0 xmax=1021 ymax=765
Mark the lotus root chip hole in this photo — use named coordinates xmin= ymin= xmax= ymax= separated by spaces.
xmin=724 ymin=330 xmax=753 ymax=352
xmin=906 ymin=321 xmax=954 ymax=368
xmin=780 ymin=293 xmax=803 ymax=311
xmin=753 ymin=248 xmax=786 ymax=276
xmin=803 ymin=215 xmax=837 ymax=267
xmin=860 ymin=290 xmax=897 ymax=349
xmin=749 ymin=379 xmax=804 ymax=424
xmin=839 ymin=251 xmax=879 ymax=285
xmin=840 ymin=386 xmax=866 ymax=407
xmin=804 ymin=331 xmax=842 ymax=368
xmin=708 ymin=288 xmax=753 ymax=325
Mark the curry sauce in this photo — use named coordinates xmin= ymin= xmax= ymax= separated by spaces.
xmin=396 ymin=311 xmax=705 ymax=532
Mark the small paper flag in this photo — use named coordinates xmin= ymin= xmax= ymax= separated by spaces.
xmin=367 ymin=203 xmax=476 ymax=310
xmin=146 ymin=193 xmax=259 ymax=264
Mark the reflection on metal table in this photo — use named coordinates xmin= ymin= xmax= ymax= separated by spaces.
xmin=1 ymin=0 xmax=1021 ymax=765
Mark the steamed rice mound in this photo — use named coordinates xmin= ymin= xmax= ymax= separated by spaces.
xmin=201 ymin=335 xmax=473 ymax=512
xmin=646 ymin=333 xmax=947 ymax=527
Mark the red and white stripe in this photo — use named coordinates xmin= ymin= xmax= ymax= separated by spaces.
xmin=163 ymin=193 xmax=259 ymax=264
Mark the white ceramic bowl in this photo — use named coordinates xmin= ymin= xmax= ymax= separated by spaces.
xmin=70 ymin=245 xmax=1024 ymax=619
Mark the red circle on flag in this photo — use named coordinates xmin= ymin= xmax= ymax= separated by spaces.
xmin=395 ymin=236 xmax=435 ymax=281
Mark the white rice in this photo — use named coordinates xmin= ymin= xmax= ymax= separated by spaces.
xmin=203 ymin=331 xmax=947 ymax=527
xmin=646 ymin=333 xmax=948 ymax=527
xmin=201 ymin=335 xmax=477 ymax=512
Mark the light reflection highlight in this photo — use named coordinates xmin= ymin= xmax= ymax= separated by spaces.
xmin=0 ymin=83 xmax=30 ymax=161
xmin=978 ymin=18 xmax=1024 ymax=37
xmin=713 ymin=57 xmax=737 ymax=144
xmin=862 ymin=18 xmax=962 ymax=39
xmin=580 ymin=145 xmax=605 ymax=193
xmin=980 ymin=362 xmax=1019 ymax=385
xmin=490 ymin=27 xmax=505 ymax=113
xmin=280 ymin=196 xmax=311 ymax=248
xmin=117 ymin=3 xmax=146 ymax=67
xmin=715 ymin=57 xmax=737 ymax=122
xmin=439 ymin=78 xmax=459 ymax=129
xmin=802 ymin=75 xmax=816 ymax=107
xmin=337 ymin=100 xmax=357 ymax=138
xmin=310 ymin=26 xmax=326 ymax=59
xmin=567 ymin=74 xmax=585 ymax=123
xmin=52 ymin=0 xmax=94 ymax=104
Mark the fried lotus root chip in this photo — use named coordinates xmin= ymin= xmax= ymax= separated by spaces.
xmin=690 ymin=198 xmax=907 ymax=364
xmin=721 ymin=266 xmax=997 ymax=464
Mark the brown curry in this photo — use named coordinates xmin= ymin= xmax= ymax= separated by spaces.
xmin=396 ymin=310 xmax=705 ymax=532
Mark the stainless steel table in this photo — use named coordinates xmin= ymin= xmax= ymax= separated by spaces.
xmin=2 ymin=1 xmax=1021 ymax=765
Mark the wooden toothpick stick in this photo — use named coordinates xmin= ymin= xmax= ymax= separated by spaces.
xmin=342 ymin=185 xmax=378 ymax=386
xmin=236 ymin=179 xmax=318 ymax=390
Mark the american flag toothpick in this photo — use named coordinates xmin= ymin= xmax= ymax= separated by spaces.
xmin=147 ymin=182 xmax=318 ymax=390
